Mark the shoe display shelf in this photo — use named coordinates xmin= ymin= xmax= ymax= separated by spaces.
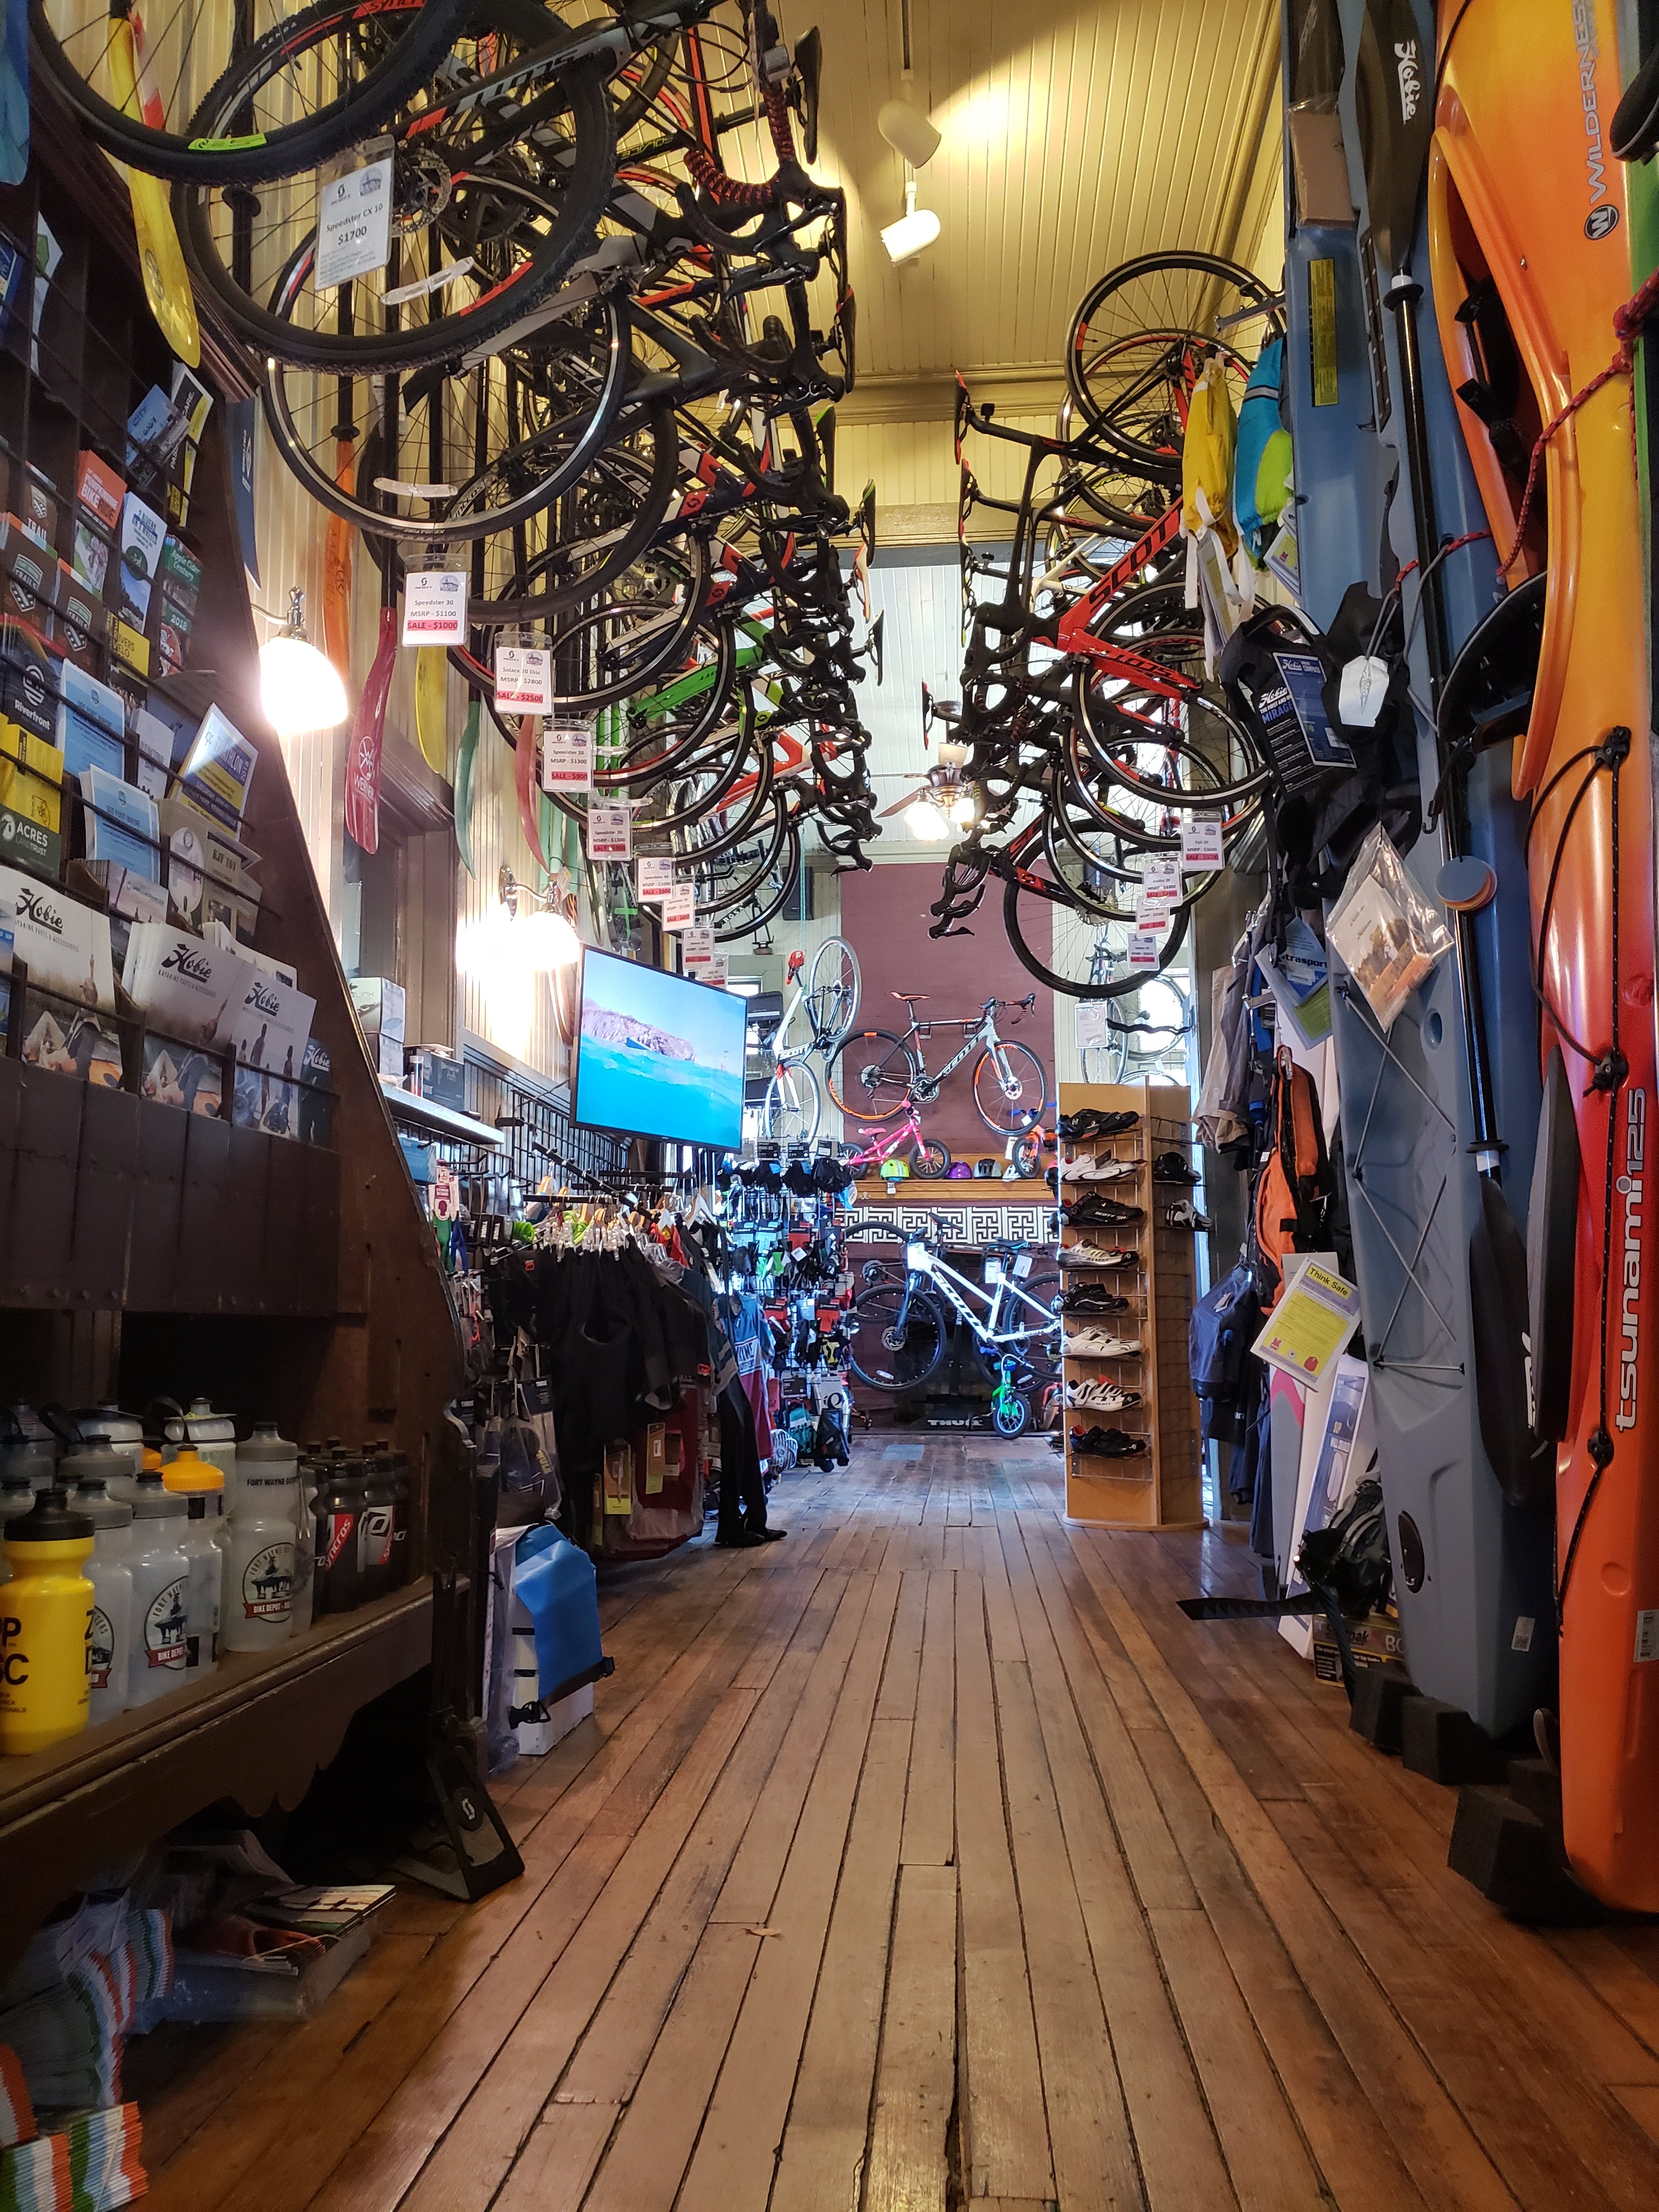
xmin=1059 ymin=1082 xmax=1204 ymax=1530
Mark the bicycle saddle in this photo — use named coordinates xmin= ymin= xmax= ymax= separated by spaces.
xmin=893 ymin=990 xmax=928 ymax=1001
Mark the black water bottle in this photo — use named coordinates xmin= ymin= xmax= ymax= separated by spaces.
xmin=313 ymin=1454 xmax=363 ymax=1617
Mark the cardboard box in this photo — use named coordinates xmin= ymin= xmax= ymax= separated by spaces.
xmin=1288 ymin=101 xmax=1355 ymax=227
xmin=1311 ymin=1609 xmax=1409 ymax=1686
xmin=349 ymin=975 xmax=405 ymax=1051
xmin=407 ymin=1046 xmax=465 ymax=1111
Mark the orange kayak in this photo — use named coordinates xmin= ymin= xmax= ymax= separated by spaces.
xmin=1430 ymin=0 xmax=1658 ymax=1910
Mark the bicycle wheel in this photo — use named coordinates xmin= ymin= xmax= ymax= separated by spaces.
xmin=32 ymin=0 xmax=469 ymax=185
xmin=912 ymin=1137 xmax=952 ymax=1179
xmin=806 ymin=934 xmax=860 ymax=1047
xmin=177 ymin=9 xmax=616 ymax=372
xmin=972 ymin=1040 xmax=1047 ymax=1134
xmin=848 ymin=1284 xmax=946 ymax=1391
xmin=991 ymin=1391 xmax=1031 ymax=1439
xmin=764 ymin=1062 xmax=821 ymax=1149
xmin=1001 ymin=868 xmax=1193 ymax=1001
xmin=825 ymin=1029 xmax=916 ymax=1121
xmin=1065 ymin=252 xmax=1272 ymax=473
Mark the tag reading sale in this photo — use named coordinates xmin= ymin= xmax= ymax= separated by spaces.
xmin=495 ymin=644 xmax=552 ymax=715
xmin=661 ymin=884 xmax=696 ymax=930
xmin=401 ymin=569 xmax=467 ymax=646
xmin=541 ymin=724 xmax=592 ymax=792
xmin=587 ymin=801 xmax=632 ymax=860
xmin=637 ymin=856 xmax=675 ymax=900
xmin=1180 ymin=814 xmax=1224 ymax=872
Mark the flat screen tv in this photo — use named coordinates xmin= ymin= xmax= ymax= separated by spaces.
xmin=572 ymin=947 xmax=746 ymax=1150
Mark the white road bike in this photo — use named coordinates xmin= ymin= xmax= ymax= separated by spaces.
xmin=760 ymin=935 xmax=862 ymax=1147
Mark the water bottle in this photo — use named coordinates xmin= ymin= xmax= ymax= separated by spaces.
xmin=161 ymin=1447 xmax=224 ymax=1678
xmin=127 ymin=1487 xmax=190 ymax=1706
xmin=222 ymin=1426 xmax=300 ymax=1653
xmin=0 ymin=1488 xmax=95 ymax=1754
xmin=64 ymin=1454 xmax=134 ymax=1722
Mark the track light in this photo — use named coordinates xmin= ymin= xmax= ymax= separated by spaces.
xmin=882 ymin=177 xmax=940 ymax=264
xmin=877 ymin=97 xmax=940 ymax=168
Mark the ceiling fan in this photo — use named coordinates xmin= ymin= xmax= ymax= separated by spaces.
xmin=881 ymin=683 xmax=978 ymax=833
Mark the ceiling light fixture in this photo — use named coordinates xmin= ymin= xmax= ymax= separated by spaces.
xmin=882 ymin=176 xmax=940 ymax=264
xmin=877 ymin=97 xmax=940 ymax=168
xmin=904 ymin=796 xmax=949 ymax=840
xmin=258 ymin=587 xmax=348 ymax=738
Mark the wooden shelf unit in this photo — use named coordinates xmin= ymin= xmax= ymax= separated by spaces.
xmin=1059 ymin=1081 xmax=1203 ymax=1529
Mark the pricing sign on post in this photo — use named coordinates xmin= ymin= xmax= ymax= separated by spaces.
xmin=637 ymin=855 xmax=675 ymax=901
xmin=315 ymin=143 xmax=392 ymax=290
xmin=540 ymin=722 xmax=592 ymax=792
xmin=401 ymin=569 xmax=468 ymax=646
xmin=587 ymin=800 xmax=632 ymax=859
xmin=661 ymin=883 xmax=696 ymax=931
xmin=495 ymin=643 xmax=552 ymax=715
xmin=1180 ymin=813 xmax=1225 ymax=872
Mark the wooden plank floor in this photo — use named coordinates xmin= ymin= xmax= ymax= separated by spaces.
xmin=138 ymin=1436 xmax=1659 ymax=2212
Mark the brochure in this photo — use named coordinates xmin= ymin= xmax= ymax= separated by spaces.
xmin=1253 ymin=1259 xmax=1363 ymax=1384
xmin=178 ymin=704 xmax=257 ymax=833
xmin=232 ymin=967 xmax=315 ymax=1137
xmin=83 ymin=766 xmax=160 ymax=879
xmin=0 ymin=864 xmax=115 ymax=1007
xmin=122 ymin=921 xmax=253 ymax=1048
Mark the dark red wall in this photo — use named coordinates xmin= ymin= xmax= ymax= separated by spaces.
xmin=837 ymin=864 xmax=1053 ymax=1158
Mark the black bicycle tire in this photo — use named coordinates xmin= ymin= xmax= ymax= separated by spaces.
xmin=31 ymin=0 xmax=470 ymax=185
xmin=991 ymin=1393 xmax=1031 ymax=1438
xmin=913 ymin=1138 xmax=952 ymax=1178
xmin=532 ymin=531 xmax=714 ymax=710
xmin=972 ymin=1039 xmax=1047 ymax=1135
xmin=714 ymin=824 xmax=804 ymax=945
xmin=1064 ymin=250 xmax=1272 ymax=460
xmin=1074 ymin=662 xmax=1270 ymax=809
xmin=1001 ymin=872 xmax=1193 ymax=1000
xmin=826 ymin=1028 xmax=916 ymax=1121
xmin=694 ymin=789 xmax=793 ymax=913
xmin=848 ymin=1284 xmax=946 ymax=1392
xmin=177 ymin=49 xmax=616 ymax=370
xmin=261 ymin=281 xmax=629 ymax=543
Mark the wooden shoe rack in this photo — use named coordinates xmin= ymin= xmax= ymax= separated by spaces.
xmin=1059 ymin=1081 xmax=1204 ymax=1529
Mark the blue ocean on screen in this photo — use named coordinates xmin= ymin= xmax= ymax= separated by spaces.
xmin=574 ymin=949 xmax=745 ymax=1148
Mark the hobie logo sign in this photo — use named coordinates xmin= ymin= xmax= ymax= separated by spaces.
xmin=1395 ymin=38 xmax=1422 ymax=122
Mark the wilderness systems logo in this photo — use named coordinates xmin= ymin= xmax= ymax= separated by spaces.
xmin=1574 ymin=0 xmax=1619 ymax=235
xmin=1395 ymin=38 xmax=1422 ymax=122
xmin=160 ymin=943 xmax=216 ymax=984
xmin=1617 ymin=1088 xmax=1646 ymax=1432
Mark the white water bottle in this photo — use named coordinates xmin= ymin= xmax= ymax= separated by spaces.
xmin=127 ymin=1487 xmax=191 ymax=1707
xmin=223 ymin=1426 xmax=301 ymax=1653
xmin=65 ymin=1462 xmax=134 ymax=1722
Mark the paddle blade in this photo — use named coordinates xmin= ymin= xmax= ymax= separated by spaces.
xmin=454 ymin=698 xmax=479 ymax=877
xmin=345 ymin=606 xmax=396 ymax=854
xmin=109 ymin=20 xmax=200 ymax=365
xmin=323 ymin=448 xmax=355 ymax=675
xmin=1469 ymin=1177 xmax=1553 ymax=1510
xmin=1354 ymin=0 xmax=1434 ymax=276
xmin=516 ymin=713 xmax=546 ymax=873
xmin=415 ymin=646 xmax=448 ymax=772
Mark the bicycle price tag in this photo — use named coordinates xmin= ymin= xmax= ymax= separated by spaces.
xmin=401 ymin=568 xmax=467 ymax=646
xmin=1126 ymin=930 xmax=1164 ymax=968
xmin=661 ymin=883 xmax=696 ymax=930
xmin=1013 ymin=1254 xmax=1033 ymax=1278
xmin=540 ymin=722 xmax=592 ymax=792
xmin=905 ymin=1241 xmax=930 ymax=1269
xmin=1075 ymin=1001 xmax=1110 ymax=1051
xmin=315 ymin=139 xmax=393 ymax=291
xmin=495 ymin=644 xmax=552 ymax=715
xmin=681 ymin=924 xmax=715 ymax=969
xmin=1132 ymin=893 xmax=1173 ymax=933
xmin=1180 ymin=814 xmax=1224 ymax=872
xmin=1141 ymin=855 xmax=1181 ymax=903
xmin=587 ymin=800 xmax=632 ymax=860
xmin=637 ymin=855 xmax=675 ymax=901
xmin=705 ymin=952 xmax=729 ymax=984
xmin=984 ymin=1258 xmax=1004 ymax=1282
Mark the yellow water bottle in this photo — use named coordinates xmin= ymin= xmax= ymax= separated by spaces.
xmin=0 ymin=1488 xmax=95 ymax=1754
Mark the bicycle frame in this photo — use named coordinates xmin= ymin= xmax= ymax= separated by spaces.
xmin=900 ymin=1240 xmax=1059 ymax=1353
xmin=844 ymin=1108 xmax=928 ymax=1172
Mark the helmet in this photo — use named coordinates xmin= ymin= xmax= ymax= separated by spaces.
xmin=975 ymin=1157 xmax=1000 ymax=1177
xmin=946 ymin=1161 xmax=973 ymax=1180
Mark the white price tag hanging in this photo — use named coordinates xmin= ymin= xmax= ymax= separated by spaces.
xmin=495 ymin=644 xmax=552 ymax=715
xmin=315 ymin=142 xmax=393 ymax=291
xmin=587 ymin=800 xmax=633 ymax=860
xmin=1133 ymin=894 xmax=1173 ymax=934
xmin=704 ymin=952 xmax=729 ymax=984
xmin=1140 ymin=855 xmax=1181 ymax=904
xmin=681 ymin=923 xmax=715 ymax=969
xmin=1180 ymin=813 xmax=1225 ymax=873
xmin=1074 ymin=1000 xmax=1110 ymax=1051
xmin=661 ymin=884 xmax=696 ymax=931
xmin=1126 ymin=930 xmax=1164 ymax=969
xmin=401 ymin=568 xmax=468 ymax=646
xmin=637 ymin=855 xmax=675 ymax=901
xmin=541 ymin=723 xmax=592 ymax=792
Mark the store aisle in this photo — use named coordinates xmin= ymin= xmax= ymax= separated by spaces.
xmin=139 ymin=1439 xmax=1659 ymax=2212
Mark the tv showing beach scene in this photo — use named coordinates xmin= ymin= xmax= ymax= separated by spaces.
xmin=573 ymin=947 xmax=746 ymax=1149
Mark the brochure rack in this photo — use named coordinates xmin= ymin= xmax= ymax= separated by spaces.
xmin=1059 ymin=1080 xmax=1204 ymax=1530
xmin=0 ymin=146 xmax=466 ymax=1962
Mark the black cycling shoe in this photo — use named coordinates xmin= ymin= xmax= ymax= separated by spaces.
xmin=1152 ymin=1150 xmax=1200 ymax=1184
xmin=1058 ymin=1108 xmax=1140 ymax=1139
xmin=1060 ymin=1198 xmax=1145 ymax=1227
xmin=1068 ymin=1425 xmax=1149 ymax=1459
xmin=1057 ymin=1287 xmax=1131 ymax=1314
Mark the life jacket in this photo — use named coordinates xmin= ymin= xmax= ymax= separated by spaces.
xmin=1254 ymin=1047 xmax=1334 ymax=1310
xmin=1233 ymin=336 xmax=1293 ymax=563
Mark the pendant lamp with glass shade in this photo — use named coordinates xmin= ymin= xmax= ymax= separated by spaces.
xmin=260 ymin=588 xmax=348 ymax=738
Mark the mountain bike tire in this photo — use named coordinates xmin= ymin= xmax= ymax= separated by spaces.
xmin=177 ymin=18 xmax=615 ymax=371
xmin=825 ymin=1029 xmax=916 ymax=1122
xmin=848 ymin=1283 xmax=946 ymax=1392
xmin=31 ymin=0 xmax=470 ymax=185
xmin=1001 ymin=872 xmax=1192 ymax=1001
